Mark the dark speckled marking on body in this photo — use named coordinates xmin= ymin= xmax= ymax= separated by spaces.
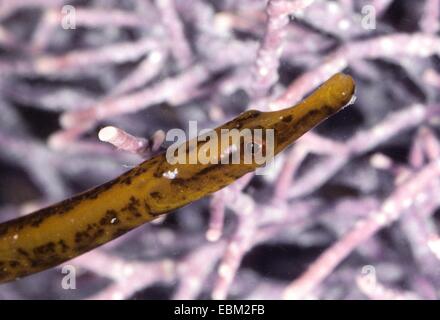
xmin=143 ymin=199 xmax=162 ymax=217
xmin=232 ymin=110 xmax=262 ymax=124
xmin=323 ymin=105 xmax=336 ymax=116
xmin=58 ymin=240 xmax=69 ymax=253
xmin=0 ymin=73 xmax=355 ymax=284
xmin=167 ymin=164 xmax=227 ymax=187
xmin=33 ymin=242 xmax=56 ymax=255
xmin=150 ymin=191 xmax=162 ymax=200
xmin=74 ymin=224 xmax=105 ymax=252
xmin=282 ymin=115 xmax=293 ymax=123
xmin=0 ymin=225 xmax=8 ymax=237
xmin=9 ymin=260 xmax=20 ymax=267
xmin=120 ymin=176 xmax=132 ymax=185
xmin=121 ymin=196 xmax=142 ymax=218
xmin=233 ymin=110 xmax=263 ymax=130
xmin=273 ymin=109 xmax=327 ymax=147
xmin=0 ymin=173 xmax=128 ymax=235
xmin=30 ymin=215 xmax=45 ymax=228
xmin=153 ymin=158 xmax=171 ymax=178
xmin=194 ymin=164 xmax=223 ymax=178
xmin=112 ymin=227 xmax=131 ymax=238
xmin=100 ymin=210 xmax=119 ymax=226
xmin=17 ymin=248 xmax=29 ymax=257
xmin=0 ymin=269 xmax=9 ymax=278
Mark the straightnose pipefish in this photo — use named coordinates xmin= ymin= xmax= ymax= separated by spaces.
xmin=0 ymin=73 xmax=355 ymax=283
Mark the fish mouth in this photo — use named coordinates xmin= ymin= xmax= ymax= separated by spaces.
xmin=263 ymin=73 xmax=356 ymax=155
xmin=326 ymin=73 xmax=356 ymax=109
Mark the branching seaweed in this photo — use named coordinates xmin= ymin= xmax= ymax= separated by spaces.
xmin=1 ymin=0 xmax=440 ymax=300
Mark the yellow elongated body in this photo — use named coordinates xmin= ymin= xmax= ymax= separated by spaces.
xmin=0 ymin=73 xmax=355 ymax=283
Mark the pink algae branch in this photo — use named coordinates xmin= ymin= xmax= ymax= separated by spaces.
xmin=1 ymin=0 xmax=440 ymax=300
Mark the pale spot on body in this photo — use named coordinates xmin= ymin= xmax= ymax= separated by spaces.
xmin=163 ymin=168 xmax=179 ymax=179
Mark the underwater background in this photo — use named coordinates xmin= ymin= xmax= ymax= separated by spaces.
xmin=1 ymin=0 xmax=440 ymax=299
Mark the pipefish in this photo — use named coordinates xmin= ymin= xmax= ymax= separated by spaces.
xmin=0 ymin=73 xmax=355 ymax=283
